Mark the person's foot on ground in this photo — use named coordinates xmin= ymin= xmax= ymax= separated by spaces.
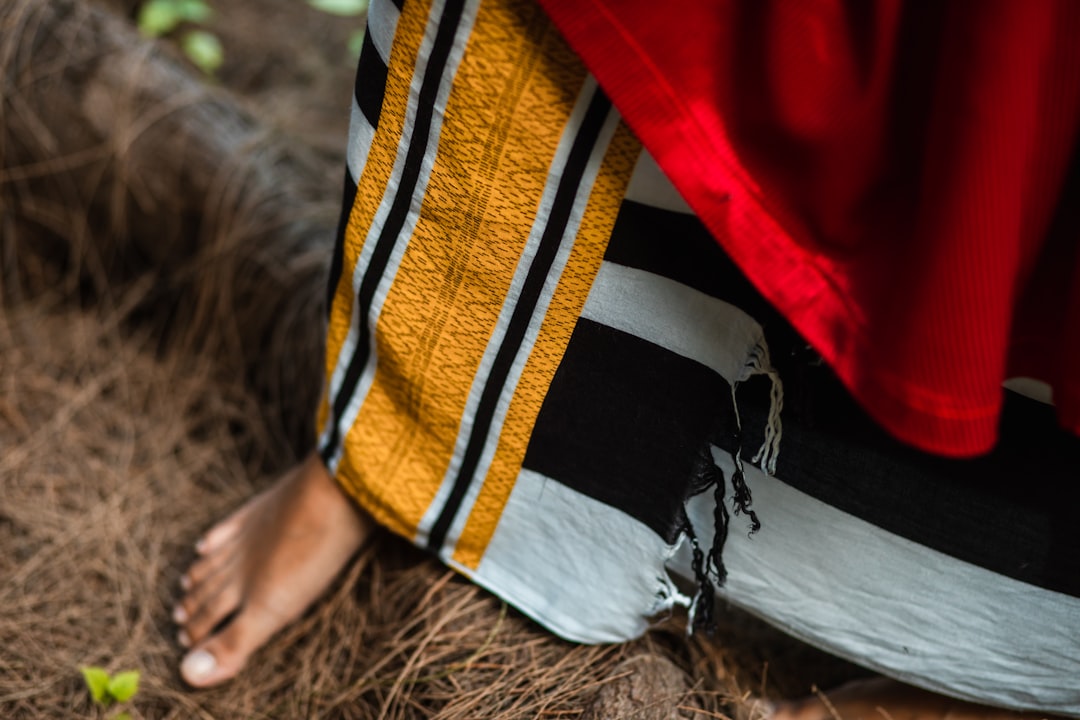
xmin=768 ymin=677 xmax=1051 ymax=720
xmin=174 ymin=452 xmax=374 ymax=688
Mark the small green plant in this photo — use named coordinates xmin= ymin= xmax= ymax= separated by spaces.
xmin=180 ymin=30 xmax=225 ymax=74
xmin=307 ymin=0 xmax=368 ymax=15
xmin=306 ymin=0 xmax=370 ymax=58
xmin=137 ymin=0 xmax=223 ymax=75
xmin=136 ymin=0 xmax=367 ymax=77
xmin=80 ymin=666 xmax=140 ymax=719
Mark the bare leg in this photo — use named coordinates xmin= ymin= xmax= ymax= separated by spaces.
xmin=770 ymin=677 xmax=1052 ymax=720
xmin=174 ymin=452 xmax=374 ymax=687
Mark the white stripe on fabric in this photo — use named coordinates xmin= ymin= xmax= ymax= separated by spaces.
xmin=343 ymin=0 xmax=400 ymax=182
xmin=581 ymin=262 xmax=763 ymax=384
xmin=1003 ymin=378 xmax=1054 ymax=405
xmin=624 ymin=149 xmax=694 ymax=214
xmin=454 ymin=468 xmax=684 ymax=643
xmin=368 ymin=0 xmax=400 ymax=63
xmin=321 ymin=0 xmax=482 ymax=473
xmin=413 ymin=75 xmax=612 ymax=547
xmin=669 ymin=450 xmax=1080 ymax=717
xmin=345 ymin=100 xmax=376 ymax=184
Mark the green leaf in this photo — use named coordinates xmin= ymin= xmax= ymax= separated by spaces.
xmin=107 ymin=670 xmax=140 ymax=703
xmin=181 ymin=30 xmax=225 ymax=74
xmin=307 ymin=0 xmax=369 ymax=17
xmin=114 ymin=713 xmax=132 ymax=720
xmin=80 ymin=666 xmax=111 ymax=705
xmin=347 ymin=28 xmax=365 ymax=57
xmin=137 ymin=0 xmax=182 ymax=37
xmin=175 ymin=0 xmax=212 ymax=23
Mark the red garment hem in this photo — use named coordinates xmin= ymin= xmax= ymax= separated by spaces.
xmin=541 ymin=0 xmax=1003 ymax=457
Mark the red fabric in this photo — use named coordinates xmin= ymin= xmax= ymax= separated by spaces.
xmin=539 ymin=0 xmax=1080 ymax=457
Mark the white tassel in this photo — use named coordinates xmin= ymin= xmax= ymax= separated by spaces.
xmin=747 ymin=340 xmax=784 ymax=476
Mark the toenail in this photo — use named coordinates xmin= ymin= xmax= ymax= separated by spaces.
xmin=182 ymin=650 xmax=217 ymax=681
xmin=195 ymin=538 xmax=207 ymax=554
xmin=177 ymin=629 xmax=191 ymax=648
xmin=180 ymin=575 xmax=191 ymax=591
xmin=172 ymin=605 xmax=188 ymax=624
xmin=751 ymin=699 xmax=777 ymax=720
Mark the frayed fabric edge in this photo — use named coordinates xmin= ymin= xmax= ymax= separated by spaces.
xmin=681 ymin=335 xmax=784 ymax=635
xmin=746 ymin=338 xmax=784 ymax=476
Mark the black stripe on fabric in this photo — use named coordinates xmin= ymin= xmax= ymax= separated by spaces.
xmin=321 ymin=0 xmax=466 ymax=466
xmin=326 ymin=169 xmax=358 ymax=315
xmin=425 ymin=89 xmax=614 ymax=552
xmin=601 ymin=195 xmax=1080 ymax=592
xmin=604 ymin=199 xmax=776 ymax=322
xmin=522 ymin=319 xmax=731 ymax=544
xmin=355 ymin=26 xmax=390 ymax=129
xmin=723 ymin=351 xmax=1080 ymax=598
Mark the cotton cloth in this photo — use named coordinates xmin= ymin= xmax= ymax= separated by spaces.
xmin=539 ymin=0 xmax=1080 ymax=457
xmin=318 ymin=0 xmax=1080 ymax=714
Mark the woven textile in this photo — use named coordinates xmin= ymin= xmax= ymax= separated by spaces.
xmin=317 ymin=0 xmax=776 ymax=640
xmin=540 ymin=0 xmax=1080 ymax=457
xmin=317 ymin=0 xmax=1080 ymax=713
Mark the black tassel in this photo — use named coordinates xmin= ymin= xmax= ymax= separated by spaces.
xmin=682 ymin=516 xmax=716 ymax=633
xmin=729 ymin=462 xmax=761 ymax=534
xmin=683 ymin=414 xmax=764 ymax=635
xmin=708 ymin=470 xmax=731 ymax=586
xmin=728 ymin=422 xmax=761 ymax=534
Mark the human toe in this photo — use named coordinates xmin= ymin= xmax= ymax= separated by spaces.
xmin=179 ymin=581 xmax=243 ymax=648
xmin=739 ymin=697 xmax=777 ymax=720
xmin=183 ymin=546 xmax=233 ymax=591
xmin=195 ymin=502 xmax=257 ymax=555
xmin=179 ymin=610 xmax=275 ymax=688
xmin=175 ymin=555 xmax=229 ymax=623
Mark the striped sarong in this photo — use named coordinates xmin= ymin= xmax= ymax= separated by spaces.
xmin=317 ymin=0 xmax=1080 ymax=714
xmin=317 ymin=0 xmax=778 ymax=640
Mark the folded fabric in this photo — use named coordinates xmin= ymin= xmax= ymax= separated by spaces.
xmin=539 ymin=0 xmax=1080 ymax=457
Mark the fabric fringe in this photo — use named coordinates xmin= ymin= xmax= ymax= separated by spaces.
xmin=682 ymin=511 xmax=716 ymax=632
xmin=684 ymin=336 xmax=783 ymax=634
xmin=748 ymin=339 xmax=784 ymax=476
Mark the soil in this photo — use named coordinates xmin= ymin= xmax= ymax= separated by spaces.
xmin=0 ymin=1 xmax=865 ymax=717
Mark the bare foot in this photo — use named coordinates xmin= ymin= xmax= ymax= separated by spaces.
xmin=769 ymin=677 xmax=1052 ymax=720
xmin=174 ymin=452 xmax=374 ymax=687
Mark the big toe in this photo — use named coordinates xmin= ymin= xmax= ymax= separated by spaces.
xmin=180 ymin=648 xmax=228 ymax=688
xmin=179 ymin=612 xmax=272 ymax=688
